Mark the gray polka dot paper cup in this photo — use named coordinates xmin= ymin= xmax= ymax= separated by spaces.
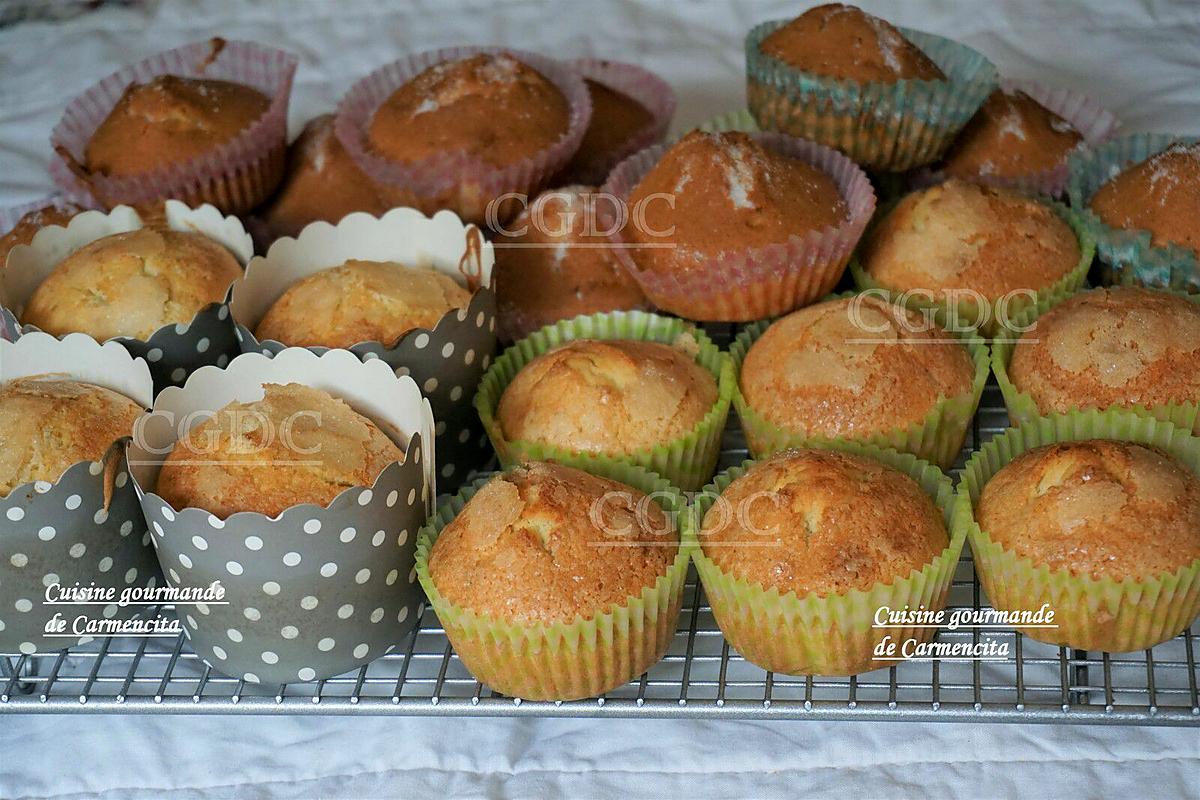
xmin=0 ymin=331 xmax=159 ymax=656
xmin=228 ymin=208 xmax=497 ymax=493
xmin=1 ymin=200 xmax=252 ymax=392
xmin=126 ymin=347 xmax=436 ymax=685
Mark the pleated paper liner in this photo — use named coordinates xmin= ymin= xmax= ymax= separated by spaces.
xmin=957 ymin=409 xmax=1200 ymax=652
xmin=415 ymin=458 xmax=691 ymax=701
xmin=1067 ymin=132 xmax=1200 ymax=290
xmin=50 ymin=39 xmax=297 ymax=214
xmin=727 ymin=293 xmax=989 ymax=471
xmin=849 ymin=198 xmax=1095 ymax=338
xmin=992 ymin=287 xmax=1200 ymax=433
xmin=475 ymin=310 xmax=734 ymax=491
xmin=686 ymin=441 xmax=962 ymax=676
xmin=744 ymin=22 xmax=997 ymax=171
xmin=602 ymin=132 xmax=876 ymax=322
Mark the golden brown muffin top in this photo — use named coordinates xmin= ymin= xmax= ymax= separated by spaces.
xmin=23 ymin=227 xmax=243 ymax=341
xmin=428 ymin=462 xmax=678 ymax=625
xmin=261 ymin=114 xmax=388 ymax=240
xmin=861 ymin=179 xmax=1080 ymax=300
xmin=760 ymin=3 xmax=945 ymax=84
xmin=701 ymin=448 xmax=948 ymax=596
xmin=1089 ymin=142 xmax=1200 ymax=257
xmin=566 ymin=78 xmax=654 ymax=176
xmin=84 ymin=75 xmax=271 ymax=177
xmin=156 ymin=383 xmax=405 ymax=518
xmin=942 ymin=88 xmax=1083 ymax=180
xmin=0 ymin=202 xmax=84 ymax=266
xmin=367 ymin=53 xmax=570 ymax=169
xmin=254 ymin=260 xmax=471 ymax=349
xmin=1010 ymin=288 xmax=1200 ymax=415
xmin=494 ymin=185 xmax=645 ymax=337
xmin=626 ymin=131 xmax=847 ymax=275
xmin=497 ymin=337 xmax=718 ymax=455
xmin=740 ymin=295 xmax=975 ymax=439
xmin=0 ymin=377 xmax=143 ymax=496
xmin=977 ymin=440 xmax=1200 ymax=580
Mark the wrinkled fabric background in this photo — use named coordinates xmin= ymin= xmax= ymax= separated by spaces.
xmin=2 ymin=1 xmax=1200 ymax=797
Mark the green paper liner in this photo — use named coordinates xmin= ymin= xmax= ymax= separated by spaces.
xmin=956 ymin=408 xmax=1200 ymax=652
xmin=1067 ymin=132 xmax=1200 ymax=290
xmin=728 ymin=293 xmax=989 ymax=470
xmin=415 ymin=458 xmax=691 ymax=700
xmin=686 ymin=441 xmax=962 ymax=675
xmin=474 ymin=310 xmax=734 ymax=491
xmin=850 ymin=198 xmax=1095 ymax=337
xmin=745 ymin=22 xmax=997 ymax=171
xmin=992 ymin=287 xmax=1200 ymax=433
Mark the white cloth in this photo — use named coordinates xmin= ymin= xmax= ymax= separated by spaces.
xmin=2 ymin=1 xmax=1200 ymax=797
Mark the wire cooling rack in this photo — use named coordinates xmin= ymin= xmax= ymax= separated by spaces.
xmin=2 ymin=329 xmax=1199 ymax=724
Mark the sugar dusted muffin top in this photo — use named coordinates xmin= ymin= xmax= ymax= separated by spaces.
xmin=1089 ymin=141 xmax=1200 ymax=257
xmin=942 ymin=88 xmax=1084 ymax=181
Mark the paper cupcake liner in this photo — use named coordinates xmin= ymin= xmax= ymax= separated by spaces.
xmin=558 ymin=59 xmax=676 ymax=185
xmin=416 ymin=458 xmax=690 ymax=700
xmin=2 ymin=201 xmax=252 ymax=391
xmin=127 ymin=347 xmax=436 ymax=684
xmin=957 ymin=408 xmax=1200 ymax=652
xmin=850 ymin=198 xmax=1095 ymax=337
xmin=0 ymin=194 xmax=88 ymax=240
xmin=602 ymin=132 xmax=876 ymax=321
xmin=229 ymin=208 xmax=497 ymax=492
xmin=912 ymin=78 xmax=1120 ymax=197
xmin=0 ymin=332 xmax=159 ymax=655
xmin=745 ymin=23 xmax=997 ymax=171
xmin=335 ymin=46 xmax=592 ymax=226
xmin=688 ymin=441 xmax=962 ymax=675
xmin=992 ymin=288 xmax=1200 ymax=434
xmin=728 ymin=294 xmax=989 ymax=471
xmin=495 ymin=296 xmax=650 ymax=346
xmin=1067 ymin=132 xmax=1200 ymax=290
xmin=475 ymin=310 xmax=734 ymax=491
xmin=50 ymin=39 xmax=297 ymax=215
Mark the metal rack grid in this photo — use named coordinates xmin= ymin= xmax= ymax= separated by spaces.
xmin=2 ymin=369 xmax=1199 ymax=723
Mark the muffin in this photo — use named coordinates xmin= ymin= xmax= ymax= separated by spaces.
xmin=561 ymin=76 xmax=655 ymax=183
xmin=625 ymin=130 xmax=847 ymax=276
xmin=22 ymin=227 xmax=243 ymax=341
xmin=494 ymin=185 xmax=646 ymax=340
xmin=737 ymin=294 xmax=978 ymax=467
xmin=254 ymin=260 xmax=472 ymax=349
xmin=758 ymin=4 xmax=945 ymax=83
xmin=496 ymin=338 xmax=718 ymax=456
xmin=694 ymin=446 xmax=956 ymax=675
xmin=0 ymin=202 xmax=83 ymax=266
xmin=422 ymin=461 xmax=683 ymax=699
xmin=1006 ymin=288 xmax=1200 ymax=421
xmin=1089 ymin=141 xmax=1200 ymax=259
xmin=259 ymin=114 xmax=387 ymax=240
xmin=941 ymin=87 xmax=1084 ymax=183
xmin=0 ymin=376 xmax=145 ymax=496
xmin=156 ymin=382 xmax=405 ymax=518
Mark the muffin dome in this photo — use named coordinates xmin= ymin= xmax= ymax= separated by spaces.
xmin=701 ymin=448 xmax=948 ymax=596
xmin=977 ymin=440 xmax=1200 ymax=580
xmin=497 ymin=338 xmax=717 ymax=455
xmin=565 ymin=78 xmax=654 ymax=180
xmin=156 ymin=382 xmax=405 ymax=518
xmin=1089 ymin=141 xmax=1200 ymax=258
xmin=626 ymin=131 xmax=847 ymax=275
xmin=494 ymin=185 xmax=645 ymax=339
xmin=1009 ymin=288 xmax=1200 ymax=416
xmin=759 ymin=3 xmax=945 ymax=83
xmin=23 ymin=227 xmax=243 ymax=341
xmin=861 ymin=179 xmax=1080 ymax=301
xmin=428 ymin=461 xmax=678 ymax=625
xmin=367 ymin=53 xmax=570 ymax=169
xmin=260 ymin=114 xmax=387 ymax=239
xmin=0 ymin=202 xmax=83 ymax=265
xmin=941 ymin=88 xmax=1083 ymax=181
xmin=740 ymin=295 xmax=974 ymax=439
xmin=254 ymin=260 xmax=471 ymax=349
xmin=0 ymin=377 xmax=144 ymax=496
xmin=84 ymin=75 xmax=271 ymax=177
